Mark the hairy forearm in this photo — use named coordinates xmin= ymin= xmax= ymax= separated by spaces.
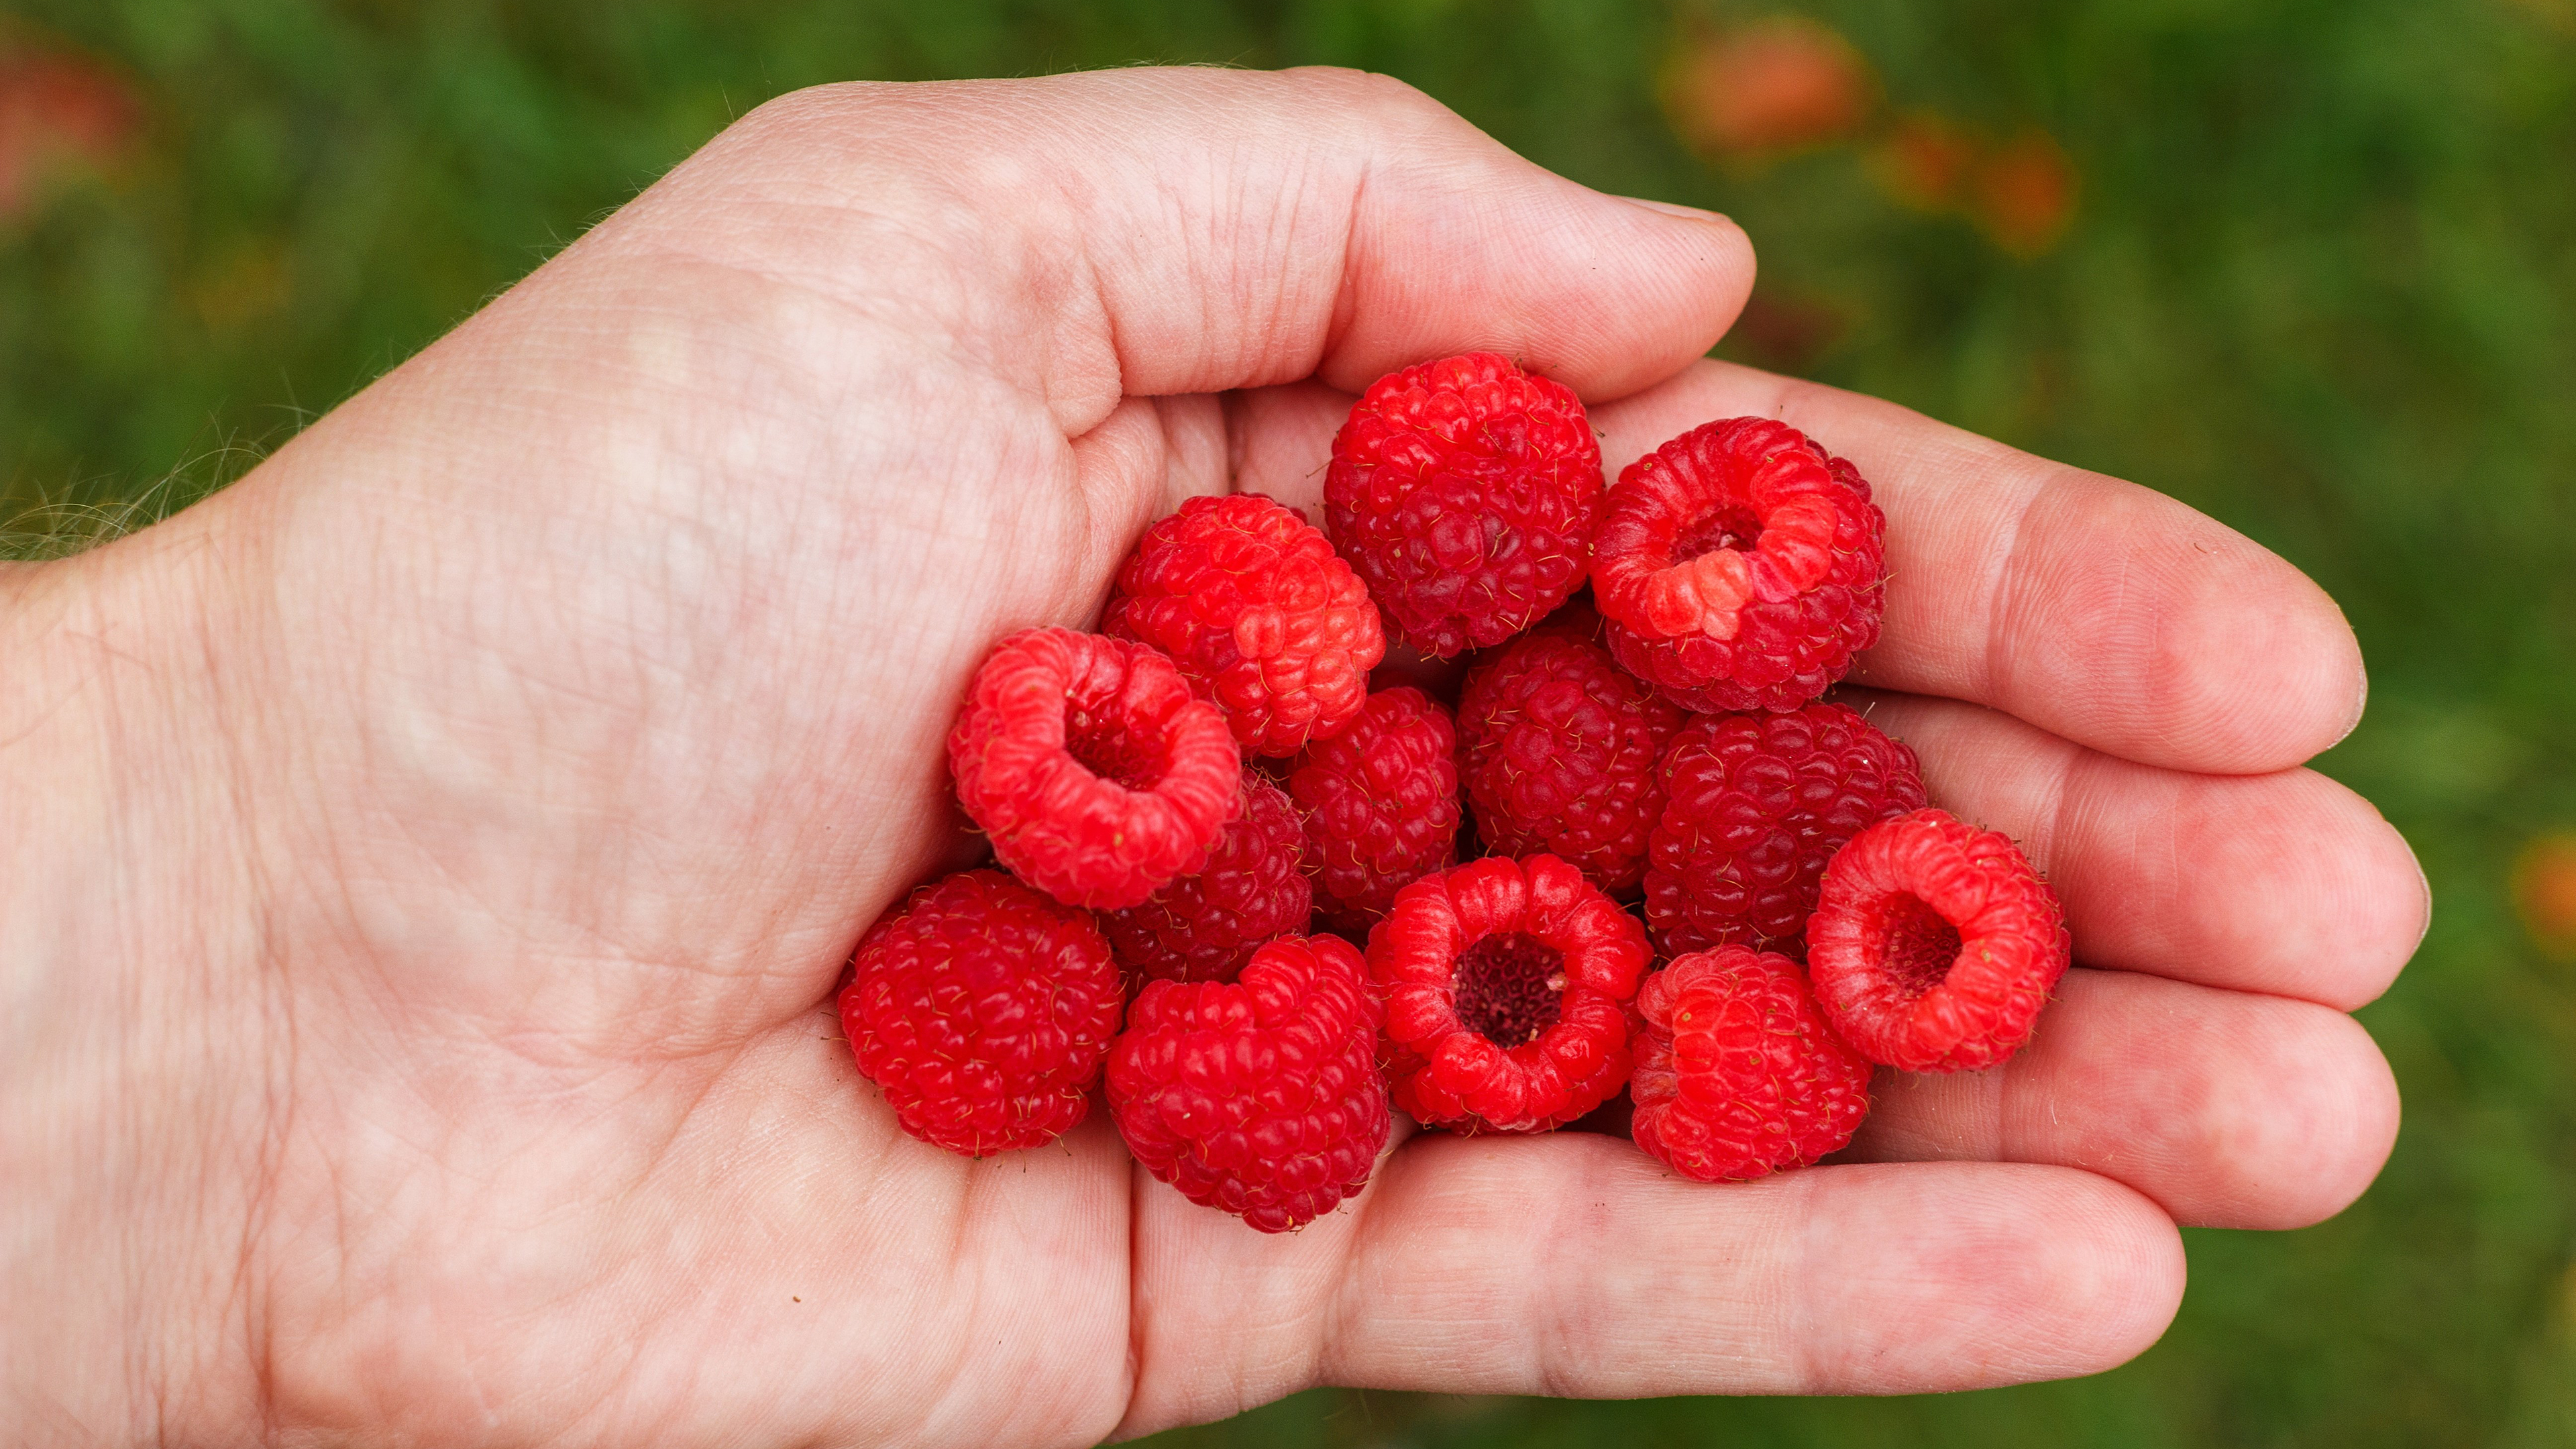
xmin=2 ymin=531 xmax=275 ymax=1446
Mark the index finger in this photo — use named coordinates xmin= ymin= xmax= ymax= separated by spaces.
xmin=1591 ymin=360 xmax=2366 ymax=773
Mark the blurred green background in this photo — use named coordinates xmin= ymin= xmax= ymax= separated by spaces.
xmin=5 ymin=0 xmax=2572 ymax=1444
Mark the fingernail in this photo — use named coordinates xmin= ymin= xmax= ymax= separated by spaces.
xmin=2334 ymin=661 xmax=2369 ymax=748
xmin=1619 ymin=194 xmax=1732 ymax=225
xmin=2410 ymin=833 xmax=2432 ymax=954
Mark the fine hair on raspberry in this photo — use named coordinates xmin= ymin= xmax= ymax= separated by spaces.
xmin=1630 ymin=945 xmax=1874 ymax=1182
xmin=1287 ymin=686 xmax=1461 ymax=936
xmin=1592 ymin=417 xmax=1886 ymax=712
xmin=1807 ymin=808 xmax=2071 ymax=1073
xmin=948 ymin=627 xmax=1243 ymax=910
xmin=1103 ymin=492 xmax=1386 ymax=757
xmin=840 ymin=869 xmax=1125 ymax=1157
xmin=1644 ymin=701 xmax=1926 ymax=959
xmin=1326 ymin=352 xmax=1605 ymax=658
xmin=1369 ymin=853 xmax=1650 ymax=1133
xmin=1456 ymin=627 xmax=1685 ymax=898
xmin=1107 ymin=934 xmax=1391 ymax=1232
xmin=1098 ymin=767 xmax=1311 ymax=987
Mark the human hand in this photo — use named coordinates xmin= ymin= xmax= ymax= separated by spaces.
xmin=0 ymin=68 xmax=2422 ymax=1446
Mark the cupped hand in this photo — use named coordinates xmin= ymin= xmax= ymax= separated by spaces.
xmin=0 ymin=68 xmax=2424 ymax=1448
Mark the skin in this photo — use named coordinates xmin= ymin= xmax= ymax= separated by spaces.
xmin=0 ymin=67 xmax=2423 ymax=1447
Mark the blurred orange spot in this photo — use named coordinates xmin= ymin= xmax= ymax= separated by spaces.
xmin=1664 ymin=18 xmax=1872 ymax=162
xmin=2514 ymin=835 xmax=2576 ymax=958
xmin=0 ymin=42 xmax=141 ymax=218
xmin=1971 ymin=129 xmax=2079 ymax=257
xmin=1874 ymin=111 xmax=1977 ymax=209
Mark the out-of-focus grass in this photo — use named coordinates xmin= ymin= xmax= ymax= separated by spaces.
xmin=5 ymin=1 xmax=2571 ymax=1444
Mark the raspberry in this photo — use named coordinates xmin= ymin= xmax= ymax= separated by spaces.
xmin=839 ymin=870 xmax=1124 ymax=1157
xmin=1106 ymin=934 xmax=1391 ymax=1232
xmin=1326 ymin=352 xmax=1605 ymax=658
xmin=1629 ymin=945 xmax=1874 ymax=1181
xmin=1807 ymin=808 xmax=2071 ymax=1073
xmin=1287 ymin=687 xmax=1462 ymax=936
xmin=1102 ymin=493 xmax=1387 ymax=757
xmin=1644 ymin=702 xmax=1927 ymax=959
xmin=1456 ymin=629 xmax=1686 ymax=898
xmin=1593 ymin=417 xmax=1886 ymax=712
xmin=1371 ymin=854 xmax=1650 ymax=1133
xmin=949 ymin=628 xmax=1243 ymax=910
xmin=1097 ymin=769 xmax=1311 ymax=987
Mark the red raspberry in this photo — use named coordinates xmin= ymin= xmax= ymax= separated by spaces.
xmin=1097 ymin=769 xmax=1311 ymax=987
xmin=839 ymin=870 xmax=1124 ymax=1157
xmin=1629 ymin=945 xmax=1874 ymax=1181
xmin=1456 ymin=629 xmax=1686 ymax=898
xmin=1106 ymin=934 xmax=1391 ymax=1232
xmin=1371 ymin=854 xmax=1650 ymax=1133
xmin=1592 ymin=418 xmax=1886 ymax=712
xmin=1287 ymin=687 xmax=1462 ymax=936
xmin=1326 ymin=353 xmax=1605 ymax=658
xmin=1807 ymin=808 xmax=2071 ymax=1073
xmin=1644 ymin=702 xmax=1927 ymax=959
xmin=1102 ymin=493 xmax=1386 ymax=757
xmin=949 ymin=628 xmax=1243 ymax=910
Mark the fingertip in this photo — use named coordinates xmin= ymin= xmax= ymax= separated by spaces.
xmin=1799 ymin=1165 xmax=2184 ymax=1391
xmin=2236 ymin=1009 xmax=2401 ymax=1230
xmin=2172 ymin=537 xmax=2365 ymax=771
xmin=2314 ymin=802 xmax=2430 ymax=1010
xmin=1316 ymin=118 xmax=1758 ymax=402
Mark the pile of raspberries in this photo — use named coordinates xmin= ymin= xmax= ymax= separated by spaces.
xmin=843 ymin=353 xmax=2070 ymax=1233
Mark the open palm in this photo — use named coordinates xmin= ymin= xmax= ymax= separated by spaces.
xmin=0 ymin=69 xmax=2423 ymax=1448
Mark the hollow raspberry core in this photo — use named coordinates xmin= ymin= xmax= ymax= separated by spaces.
xmin=1592 ymin=416 xmax=1888 ymax=713
xmin=1065 ymin=700 xmax=1165 ymax=791
xmin=1672 ymin=504 xmax=1766 ymax=563
xmin=947 ymin=628 xmax=1241 ymax=910
xmin=1368 ymin=854 xmax=1652 ymax=1133
xmin=1878 ymin=892 xmax=1964 ymax=997
xmin=1452 ymin=932 xmax=1565 ymax=1046
xmin=1807 ymin=808 xmax=2072 ymax=1073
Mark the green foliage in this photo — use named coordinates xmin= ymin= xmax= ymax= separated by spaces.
xmin=5 ymin=1 xmax=2571 ymax=1443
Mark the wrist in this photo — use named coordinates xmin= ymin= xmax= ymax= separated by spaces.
xmin=1 ymin=519 xmax=277 ymax=1445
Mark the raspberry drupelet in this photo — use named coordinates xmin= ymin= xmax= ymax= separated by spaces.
xmin=1807 ymin=808 xmax=2071 ymax=1073
xmin=1592 ymin=417 xmax=1886 ymax=712
xmin=1103 ymin=493 xmax=1386 ymax=757
xmin=1326 ymin=353 xmax=1605 ymax=658
xmin=1456 ymin=628 xmax=1686 ymax=898
xmin=948 ymin=628 xmax=1243 ymax=910
xmin=1287 ymin=686 xmax=1462 ymax=937
xmin=839 ymin=869 xmax=1124 ymax=1157
xmin=1098 ymin=767 xmax=1311 ymax=987
xmin=1629 ymin=945 xmax=1874 ymax=1182
xmin=1107 ymin=934 xmax=1391 ymax=1232
xmin=1369 ymin=853 xmax=1651 ymax=1133
xmin=1644 ymin=702 xmax=1927 ymax=959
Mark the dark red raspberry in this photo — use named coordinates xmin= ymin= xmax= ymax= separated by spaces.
xmin=1644 ymin=702 xmax=1927 ymax=960
xmin=839 ymin=870 xmax=1124 ymax=1157
xmin=1103 ymin=493 xmax=1386 ymax=758
xmin=1287 ymin=687 xmax=1462 ymax=936
xmin=1456 ymin=629 xmax=1686 ymax=898
xmin=1326 ymin=352 xmax=1605 ymax=658
xmin=1098 ymin=769 xmax=1311 ymax=987
xmin=1371 ymin=854 xmax=1650 ymax=1133
xmin=1107 ymin=934 xmax=1391 ymax=1232
xmin=1593 ymin=418 xmax=1886 ymax=712
xmin=949 ymin=629 xmax=1242 ymax=910
xmin=1807 ymin=808 xmax=2071 ymax=1073
xmin=1629 ymin=945 xmax=1874 ymax=1181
